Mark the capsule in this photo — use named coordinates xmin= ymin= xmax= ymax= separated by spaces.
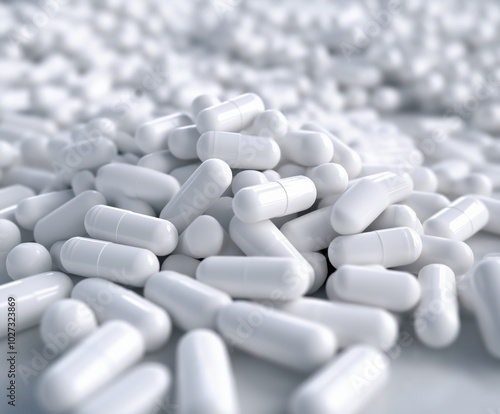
xmin=278 ymin=298 xmax=398 ymax=350
xmin=166 ymin=124 xmax=200 ymax=160
xmin=328 ymin=227 xmax=422 ymax=268
xmin=96 ymin=164 xmax=180 ymax=212
xmin=327 ymin=265 xmax=421 ymax=312
xmin=177 ymin=330 xmax=239 ymax=414
xmin=331 ymin=172 xmax=414 ymax=235
xmin=414 ymin=265 xmax=460 ymax=348
xmin=196 ymin=93 xmax=264 ymax=133
xmin=72 ymin=278 xmax=171 ymax=352
xmin=6 ymin=242 xmax=52 ymax=280
xmin=191 ymin=94 xmax=221 ymax=117
xmin=161 ymin=254 xmax=200 ymax=277
xmin=36 ymin=321 xmax=145 ymax=414
xmin=395 ymin=235 xmax=474 ymax=276
xmin=113 ymin=195 xmax=155 ymax=217
xmin=366 ymin=204 xmax=423 ymax=233
xmin=39 ymin=299 xmax=97 ymax=353
xmin=289 ymin=345 xmax=389 ymax=414
xmin=15 ymin=190 xmax=74 ymax=231
xmin=160 ymin=159 xmax=232 ymax=232
xmin=283 ymin=130 xmax=333 ymax=167
xmin=229 ymin=217 xmax=314 ymax=289
xmin=305 ymin=163 xmax=348 ymax=198
xmin=217 ymin=301 xmax=337 ymax=372
xmin=60 ymin=237 xmax=159 ymax=287
xmin=169 ymin=162 xmax=202 ymax=185
xmin=0 ymin=185 xmax=36 ymax=211
xmin=243 ymin=109 xmax=288 ymax=140
xmin=0 ymin=272 xmax=73 ymax=337
xmin=135 ymin=112 xmax=192 ymax=153
xmin=400 ymin=191 xmax=450 ymax=222
xmin=197 ymin=256 xmax=309 ymax=300
xmin=423 ymin=196 xmax=489 ymax=241
xmin=74 ymin=363 xmax=171 ymax=414
xmin=0 ymin=219 xmax=21 ymax=280
xmin=71 ymin=170 xmax=96 ymax=195
xmin=137 ymin=149 xmax=192 ymax=173
xmin=85 ymin=205 xmax=178 ymax=256
xmin=472 ymin=258 xmax=500 ymax=359
xmin=145 ymin=271 xmax=231 ymax=331
xmin=475 ymin=196 xmax=500 ymax=235
xmin=34 ymin=190 xmax=106 ymax=248
xmin=233 ymin=176 xmax=316 ymax=223
xmin=174 ymin=215 xmax=224 ymax=258
xmin=232 ymin=170 xmax=268 ymax=194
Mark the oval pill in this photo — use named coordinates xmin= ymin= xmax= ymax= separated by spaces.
xmin=6 ymin=242 xmax=52 ymax=280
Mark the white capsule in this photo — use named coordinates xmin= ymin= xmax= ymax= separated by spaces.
xmin=331 ymin=172 xmax=414 ymax=235
xmin=36 ymin=321 xmax=145 ymax=414
xmin=167 ymin=125 xmax=200 ymax=160
xmin=191 ymin=94 xmax=221 ymax=117
xmin=327 ymin=265 xmax=421 ymax=312
xmin=0 ymin=272 xmax=73 ymax=337
xmin=6 ymin=242 xmax=52 ymax=280
xmin=0 ymin=219 xmax=21 ymax=280
xmin=71 ymin=170 xmax=96 ymax=195
xmin=305 ymin=163 xmax=348 ymax=198
xmin=231 ymin=170 xmax=268 ymax=194
xmin=174 ymin=215 xmax=224 ymax=259
xmin=243 ymin=109 xmax=288 ymax=140
xmin=137 ymin=149 xmax=191 ymax=173
xmin=39 ymin=299 xmax=97 ymax=352
xmin=395 ymin=235 xmax=474 ymax=276
xmin=423 ymin=196 xmax=489 ymax=241
xmin=229 ymin=217 xmax=315 ymax=289
xmin=34 ymin=190 xmax=106 ymax=248
xmin=401 ymin=191 xmax=450 ymax=221
xmin=197 ymin=131 xmax=281 ymax=169
xmin=442 ymin=173 xmax=493 ymax=198
xmin=280 ymin=205 xmax=337 ymax=252
xmin=366 ymin=204 xmax=423 ymax=233
xmin=233 ymin=176 xmax=316 ymax=223
xmin=277 ymin=163 xmax=307 ymax=178
xmin=474 ymin=196 xmax=500 ymax=235
xmin=414 ymin=265 xmax=460 ymax=348
xmin=72 ymin=278 xmax=171 ymax=352
xmin=96 ymin=164 xmax=180 ymax=213
xmin=85 ymin=205 xmax=178 ymax=256
xmin=217 ymin=301 xmax=336 ymax=372
xmin=177 ymin=329 xmax=239 ymax=414
xmin=0 ymin=185 xmax=36 ymax=211
xmin=60 ymin=237 xmax=159 ymax=287
xmin=289 ymin=345 xmax=389 ymax=414
xmin=302 ymin=252 xmax=328 ymax=294
xmin=74 ymin=363 xmax=171 ymax=414
xmin=135 ymin=112 xmax=192 ymax=153
xmin=472 ymin=258 xmax=500 ymax=359
xmin=302 ymin=122 xmax=362 ymax=178
xmin=161 ymin=254 xmax=200 ymax=277
xmin=283 ymin=130 xmax=333 ymax=167
xmin=3 ymin=167 xmax=55 ymax=193
xmin=169 ymin=162 xmax=202 ymax=185
xmin=160 ymin=159 xmax=232 ymax=232
xmin=196 ymin=93 xmax=264 ymax=133
xmin=145 ymin=271 xmax=231 ymax=331
xmin=0 ymin=141 xmax=19 ymax=169
xmin=278 ymin=298 xmax=398 ymax=350
xmin=113 ymin=195 xmax=155 ymax=217
xmin=197 ymin=256 xmax=309 ymax=300
xmin=329 ymin=227 xmax=422 ymax=268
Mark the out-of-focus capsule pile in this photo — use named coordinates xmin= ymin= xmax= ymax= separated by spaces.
xmin=1 ymin=0 xmax=500 ymax=413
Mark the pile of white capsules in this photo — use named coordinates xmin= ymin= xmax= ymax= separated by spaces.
xmin=1 ymin=0 xmax=500 ymax=413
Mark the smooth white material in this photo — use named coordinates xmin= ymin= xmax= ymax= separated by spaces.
xmin=6 ymin=243 xmax=52 ymax=280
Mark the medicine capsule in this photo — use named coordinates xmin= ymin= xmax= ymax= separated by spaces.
xmin=174 ymin=215 xmax=224 ymax=258
xmin=331 ymin=172 xmax=414 ymax=235
xmin=135 ymin=112 xmax=192 ymax=153
xmin=474 ymin=196 xmax=500 ymax=235
xmin=36 ymin=321 xmax=145 ymax=414
xmin=160 ymin=158 xmax=232 ymax=232
xmin=0 ymin=219 xmax=21 ymax=280
xmin=305 ymin=163 xmax=348 ymax=198
xmin=72 ymin=278 xmax=171 ymax=352
xmin=423 ymin=196 xmax=489 ymax=241
xmin=232 ymin=170 xmax=268 ymax=194
xmin=302 ymin=252 xmax=329 ymax=293
xmin=71 ymin=170 xmax=96 ymax=195
xmin=283 ymin=130 xmax=334 ymax=167
xmin=161 ymin=254 xmax=200 ymax=277
xmin=191 ymin=94 xmax=221 ymax=117
xmin=6 ymin=242 xmax=52 ymax=280
xmin=85 ymin=205 xmax=178 ymax=256
xmin=414 ymin=264 xmax=460 ymax=348
xmin=15 ymin=190 xmax=74 ymax=231
xmin=34 ymin=190 xmax=106 ymax=248
xmin=39 ymin=299 xmax=97 ymax=352
xmin=113 ymin=195 xmax=155 ymax=217
xmin=366 ymin=204 xmax=423 ymax=233
xmin=197 ymin=256 xmax=309 ymax=300
xmin=328 ymin=227 xmax=422 ymax=268
xmin=278 ymin=298 xmax=398 ymax=350
xmin=196 ymin=92 xmax=264 ymax=133
xmin=145 ymin=271 xmax=231 ymax=331
xmin=74 ymin=363 xmax=171 ymax=414
xmin=243 ymin=109 xmax=288 ymax=140
xmin=289 ymin=345 xmax=389 ymax=414
xmin=327 ymin=265 xmax=421 ymax=312
xmin=0 ymin=185 xmax=36 ymax=210
xmin=169 ymin=162 xmax=202 ymax=185
xmin=197 ymin=130 xmax=281 ymax=169
xmin=168 ymin=125 xmax=200 ymax=160
xmin=177 ymin=329 xmax=240 ymax=414
xmin=138 ymin=149 xmax=192 ymax=173
xmin=96 ymin=164 xmax=180 ymax=213
xmin=0 ymin=272 xmax=73 ymax=338
xmin=217 ymin=301 xmax=337 ymax=372
xmin=401 ymin=191 xmax=451 ymax=221
xmin=472 ymin=258 xmax=500 ymax=359
xmin=233 ymin=176 xmax=316 ymax=223
xmin=60 ymin=237 xmax=159 ymax=287
xmin=395 ymin=235 xmax=474 ymax=276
